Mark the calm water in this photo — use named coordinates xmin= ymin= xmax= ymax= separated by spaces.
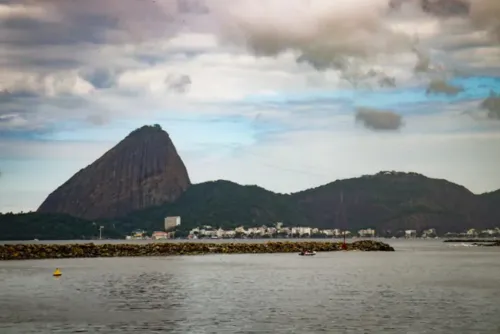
xmin=1 ymin=240 xmax=499 ymax=333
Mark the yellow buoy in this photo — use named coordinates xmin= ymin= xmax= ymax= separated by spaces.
xmin=53 ymin=268 xmax=62 ymax=277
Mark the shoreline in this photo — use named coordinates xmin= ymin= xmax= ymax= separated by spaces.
xmin=0 ymin=240 xmax=394 ymax=260
xmin=443 ymin=239 xmax=498 ymax=243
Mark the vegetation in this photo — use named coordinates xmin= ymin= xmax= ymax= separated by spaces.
xmin=104 ymin=180 xmax=309 ymax=234
xmin=0 ymin=212 xmax=123 ymax=240
xmin=1 ymin=172 xmax=499 ymax=240
xmin=108 ymin=172 xmax=499 ymax=236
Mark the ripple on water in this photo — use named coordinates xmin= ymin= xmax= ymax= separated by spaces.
xmin=0 ymin=244 xmax=499 ymax=333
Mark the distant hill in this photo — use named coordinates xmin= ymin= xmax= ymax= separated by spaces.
xmin=105 ymin=180 xmax=308 ymax=234
xmin=5 ymin=124 xmax=497 ymax=240
xmin=478 ymin=190 xmax=500 ymax=227
xmin=37 ymin=125 xmax=191 ymax=220
xmin=291 ymin=171 xmax=481 ymax=234
xmin=112 ymin=171 xmax=495 ymax=236
xmin=2 ymin=173 xmax=499 ymax=240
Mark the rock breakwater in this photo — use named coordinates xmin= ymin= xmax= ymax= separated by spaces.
xmin=0 ymin=240 xmax=394 ymax=260
xmin=471 ymin=241 xmax=500 ymax=247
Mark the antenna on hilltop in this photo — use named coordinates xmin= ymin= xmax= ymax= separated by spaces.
xmin=339 ymin=190 xmax=347 ymax=250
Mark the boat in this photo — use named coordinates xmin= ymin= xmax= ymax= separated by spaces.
xmin=299 ymin=250 xmax=316 ymax=256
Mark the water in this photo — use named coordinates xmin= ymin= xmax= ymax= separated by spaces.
xmin=0 ymin=240 xmax=499 ymax=333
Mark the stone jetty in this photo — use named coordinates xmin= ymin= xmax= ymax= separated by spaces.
xmin=0 ymin=240 xmax=394 ymax=261
xmin=444 ymin=239 xmax=498 ymax=243
xmin=471 ymin=241 xmax=500 ymax=247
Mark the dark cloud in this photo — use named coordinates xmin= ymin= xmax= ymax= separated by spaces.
xmin=0 ymin=14 xmax=117 ymax=46
xmin=80 ymin=68 xmax=118 ymax=89
xmin=0 ymin=115 xmax=17 ymax=123
xmin=0 ymin=92 xmax=93 ymax=132
xmin=165 ymin=74 xmax=192 ymax=94
xmin=177 ymin=0 xmax=210 ymax=14
xmin=426 ymin=79 xmax=464 ymax=95
xmin=0 ymin=0 xmax=180 ymax=48
xmin=421 ymin=0 xmax=470 ymax=17
xmin=0 ymin=90 xmax=39 ymax=102
xmin=0 ymin=90 xmax=39 ymax=122
xmin=480 ymin=91 xmax=500 ymax=120
xmin=355 ymin=107 xmax=404 ymax=131
xmin=414 ymin=51 xmax=431 ymax=73
xmin=389 ymin=0 xmax=470 ymax=17
xmin=378 ymin=76 xmax=397 ymax=88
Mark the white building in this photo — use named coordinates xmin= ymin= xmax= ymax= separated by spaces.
xmin=291 ymin=227 xmax=311 ymax=236
xmin=421 ymin=228 xmax=436 ymax=238
xmin=164 ymin=216 xmax=181 ymax=231
xmin=405 ymin=230 xmax=417 ymax=238
xmin=358 ymin=228 xmax=376 ymax=237
xmin=466 ymin=228 xmax=477 ymax=236
xmin=235 ymin=226 xmax=246 ymax=234
xmin=333 ymin=229 xmax=343 ymax=237
xmin=482 ymin=229 xmax=497 ymax=236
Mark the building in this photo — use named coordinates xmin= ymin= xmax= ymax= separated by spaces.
xmin=421 ymin=228 xmax=436 ymax=238
xmin=291 ymin=227 xmax=311 ymax=236
xmin=405 ymin=230 xmax=417 ymax=238
xmin=466 ymin=228 xmax=477 ymax=237
xmin=152 ymin=231 xmax=168 ymax=240
xmin=130 ymin=229 xmax=146 ymax=240
xmin=358 ymin=228 xmax=376 ymax=237
xmin=164 ymin=216 xmax=181 ymax=231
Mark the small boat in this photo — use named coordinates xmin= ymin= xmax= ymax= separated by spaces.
xmin=299 ymin=251 xmax=316 ymax=256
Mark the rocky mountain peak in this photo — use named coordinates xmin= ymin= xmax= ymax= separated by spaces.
xmin=37 ymin=125 xmax=191 ymax=220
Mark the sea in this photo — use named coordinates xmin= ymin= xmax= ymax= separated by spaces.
xmin=0 ymin=239 xmax=499 ymax=333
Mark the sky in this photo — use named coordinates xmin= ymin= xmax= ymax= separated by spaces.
xmin=1 ymin=0 xmax=500 ymax=213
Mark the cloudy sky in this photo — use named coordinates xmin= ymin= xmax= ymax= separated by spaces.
xmin=1 ymin=0 xmax=500 ymax=213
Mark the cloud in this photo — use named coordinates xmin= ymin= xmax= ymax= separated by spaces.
xmin=355 ymin=107 xmax=404 ymax=131
xmin=420 ymin=0 xmax=471 ymax=17
xmin=469 ymin=0 xmax=500 ymax=39
xmin=165 ymin=74 xmax=192 ymax=94
xmin=85 ymin=114 xmax=108 ymax=126
xmin=216 ymin=0 xmax=413 ymax=71
xmin=480 ymin=91 xmax=500 ymax=120
xmin=0 ymin=0 xmax=499 ymax=136
xmin=426 ymin=79 xmax=464 ymax=95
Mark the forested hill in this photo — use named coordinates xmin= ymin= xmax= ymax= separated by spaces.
xmin=102 ymin=172 xmax=499 ymax=237
xmin=2 ymin=172 xmax=499 ymax=240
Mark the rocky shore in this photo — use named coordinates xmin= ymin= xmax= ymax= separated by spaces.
xmin=0 ymin=240 xmax=394 ymax=260
xmin=471 ymin=241 xmax=500 ymax=247
xmin=444 ymin=239 xmax=498 ymax=243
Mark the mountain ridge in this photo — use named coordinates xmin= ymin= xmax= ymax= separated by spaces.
xmin=2 ymin=171 xmax=499 ymax=240
xmin=109 ymin=171 xmax=498 ymax=236
xmin=3 ymin=124 xmax=497 ymax=240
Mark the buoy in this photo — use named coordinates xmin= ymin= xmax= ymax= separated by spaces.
xmin=53 ymin=268 xmax=62 ymax=277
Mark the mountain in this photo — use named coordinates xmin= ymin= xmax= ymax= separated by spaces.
xmin=22 ymin=123 xmax=500 ymax=239
xmin=37 ymin=125 xmax=191 ymax=220
xmin=109 ymin=172 xmax=499 ymax=236
xmin=3 ymin=173 xmax=499 ymax=240
xmin=291 ymin=171 xmax=480 ymax=234
xmin=478 ymin=190 xmax=500 ymax=226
